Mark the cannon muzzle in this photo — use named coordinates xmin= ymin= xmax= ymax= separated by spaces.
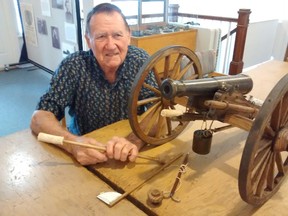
xmin=160 ymin=74 xmax=253 ymax=100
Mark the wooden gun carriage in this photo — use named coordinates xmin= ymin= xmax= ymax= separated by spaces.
xmin=127 ymin=45 xmax=288 ymax=206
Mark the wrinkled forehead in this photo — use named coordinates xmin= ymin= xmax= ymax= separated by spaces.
xmin=90 ymin=11 xmax=129 ymax=33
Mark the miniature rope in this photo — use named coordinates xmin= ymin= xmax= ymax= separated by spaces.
xmin=173 ymin=164 xmax=188 ymax=192
xmin=163 ymin=153 xmax=189 ymax=202
xmin=201 ymin=119 xmax=208 ymax=130
xmin=209 ymin=119 xmax=215 ymax=130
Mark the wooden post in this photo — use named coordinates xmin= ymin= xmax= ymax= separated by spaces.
xmin=284 ymin=43 xmax=288 ymax=62
xmin=168 ymin=4 xmax=179 ymax=22
xmin=229 ymin=9 xmax=251 ymax=75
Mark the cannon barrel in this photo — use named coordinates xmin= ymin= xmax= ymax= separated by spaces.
xmin=160 ymin=74 xmax=253 ymax=100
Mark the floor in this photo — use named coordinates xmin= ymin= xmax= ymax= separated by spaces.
xmin=0 ymin=64 xmax=52 ymax=136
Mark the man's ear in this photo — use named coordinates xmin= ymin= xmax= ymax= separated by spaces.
xmin=85 ymin=34 xmax=91 ymax=49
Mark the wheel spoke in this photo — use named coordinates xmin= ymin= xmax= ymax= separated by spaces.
xmin=275 ymin=152 xmax=285 ymax=176
xmin=252 ymin=139 xmax=272 ymax=170
xmin=165 ymin=116 xmax=172 ymax=135
xmin=176 ymin=60 xmax=194 ymax=80
xmin=164 ymin=55 xmax=171 ymax=78
xmin=143 ymin=82 xmax=161 ymax=96
xmin=171 ymin=53 xmax=183 ymax=79
xmin=152 ymin=67 xmax=163 ymax=87
xmin=137 ymin=96 xmax=161 ymax=106
xmin=165 ymin=105 xmax=178 ymax=135
xmin=142 ymin=102 xmax=162 ymax=135
xmin=255 ymin=152 xmax=273 ymax=196
xmin=264 ymin=122 xmax=276 ymax=139
xmin=186 ymin=73 xmax=199 ymax=80
xmin=155 ymin=114 xmax=167 ymax=138
xmin=255 ymin=138 xmax=272 ymax=156
xmin=282 ymin=108 xmax=288 ymax=127
xmin=138 ymin=101 xmax=161 ymax=122
xmin=251 ymin=149 xmax=271 ymax=193
xmin=274 ymin=153 xmax=288 ymax=184
xmin=266 ymin=153 xmax=275 ymax=190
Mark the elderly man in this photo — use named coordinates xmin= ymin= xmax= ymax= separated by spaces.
xmin=31 ymin=3 xmax=155 ymax=165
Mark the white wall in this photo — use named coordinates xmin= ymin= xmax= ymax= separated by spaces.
xmin=0 ymin=0 xmax=22 ymax=68
xmin=243 ymin=20 xmax=279 ymax=68
xmin=272 ymin=20 xmax=288 ymax=61
xmin=242 ymin=19 xmax=288 ymax=68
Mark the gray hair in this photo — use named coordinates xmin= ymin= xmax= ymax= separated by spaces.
xmin=85 ymin=3 xmax=130 ymax=36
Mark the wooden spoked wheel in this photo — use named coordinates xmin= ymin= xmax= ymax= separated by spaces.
xmin=239 ymin=73 xmax=288 ymax=205
xmin=128 ymin=46 xmax=203 ymax=145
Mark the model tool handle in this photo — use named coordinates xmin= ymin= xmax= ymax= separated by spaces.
xmin=37 ymin=132 xmax=106 ymax=151
xmin=37 ymin=132 xmax=161 ymax=163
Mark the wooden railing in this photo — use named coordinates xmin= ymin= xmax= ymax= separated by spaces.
xmin=228 ymin=9 xmax=251 ymax=75
xmin=176 ymin=9 xmax=251 ymax=75
xmin=284 ymin=44 xmax=288 ymax=62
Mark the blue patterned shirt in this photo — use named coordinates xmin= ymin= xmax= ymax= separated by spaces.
xmin=37 ymin=45 xmax=154 ymax=135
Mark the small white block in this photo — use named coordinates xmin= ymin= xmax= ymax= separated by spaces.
xmin=97 ymin=191 xmax=122 ymax=205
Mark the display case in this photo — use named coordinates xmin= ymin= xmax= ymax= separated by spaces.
xmin=112 ymin=1 xmax=195 ymax=54
xmin=130 ymin=29 xmax=197 ymax=55
xmin=112 ymin=0 xmax=169 ymax=26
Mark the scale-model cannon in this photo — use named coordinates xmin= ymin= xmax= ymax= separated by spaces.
xmin=127 ymin=45 xmax=288 ymax=206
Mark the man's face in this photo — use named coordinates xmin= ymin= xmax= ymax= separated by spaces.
xmin=85 ymin=11 xmax=131 ymax=73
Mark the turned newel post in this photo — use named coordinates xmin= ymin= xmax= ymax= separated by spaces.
xmin=229 ymin=9 xmax=251 ymax=75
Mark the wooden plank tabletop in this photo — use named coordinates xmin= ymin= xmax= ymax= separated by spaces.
xmin=0 ymin=130 xmax=146 ymax=216
xmin=1 ymin=60 xmax=286 ymax=216
xmin=244 ymin=60 xmax=288 ymax=101
xmin=87 ymin=60 xmax=288 ymax=215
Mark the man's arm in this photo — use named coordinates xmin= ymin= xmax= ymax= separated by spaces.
xmin=30 ymin=110 xmax=109 ymax=164
xmin=30 ymin=110 xmax=141 ymax=165
xmin=30 ymin=110 xmax=73 ymax=140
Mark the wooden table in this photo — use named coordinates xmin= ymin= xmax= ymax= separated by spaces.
xmin=1 ymin=60 xmax=287 ymax=216
xmin=86 ymin=60 xmax=288 ymax=215
xmin=0 ymin=130 xmax=146 ymax=216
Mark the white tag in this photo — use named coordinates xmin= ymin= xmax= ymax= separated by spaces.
xmin=97 ymin=191 xmax=122 ymax=205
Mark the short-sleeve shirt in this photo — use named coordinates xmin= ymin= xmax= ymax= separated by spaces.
xmin=37 ymin=45 xmax=154 ymax=135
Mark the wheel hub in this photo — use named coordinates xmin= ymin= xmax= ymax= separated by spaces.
xmin=274 ymin=127 xmax=288 ymax=152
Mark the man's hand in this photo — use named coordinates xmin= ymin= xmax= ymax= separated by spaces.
xmin=106 ymin=136 xmax=139 ymax=162
xmin=68 ymin=136 xmax=140 ymax=165
xmin=68 ymin=136 xmax=108 ymax=165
